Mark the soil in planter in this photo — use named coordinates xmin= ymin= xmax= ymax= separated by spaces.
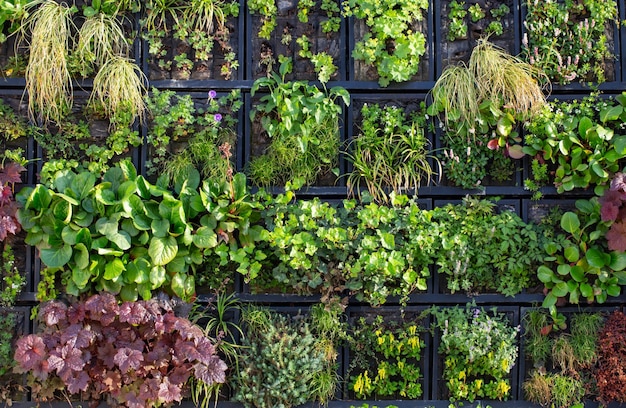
xmin=146 ymin=16 xmax=240 ymax=81
xmin=249 ymin=0 xmax=343 ymax=81
xmin=439 ymin=0 xmax=516 ymax=71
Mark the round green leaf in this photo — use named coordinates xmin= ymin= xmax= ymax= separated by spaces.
xmin=104 ymin=259 xmax=125 ymax=280
xmin=150 ymin=266 xmax=167 ymax=289
xmin=586 ymin=247 xmax=607 ymax=268
xmin=193 ymin=227 xmax=218 ymax=249
xmin=120 ymin=284 xmax=138 ymax=302
xmin=74 ymin=243 xmax=90 ymax=270
xmin=564 ymin=246 xmax=580 ymax=262
xmin=40 ymin=244 xmax=73 ymax=268
xmin=552 ymin=281 xmax=569 ymax=298
xmin=560 ymin=212 xmax=580 ymax=234
xmin=580 ymin=282 xmax=593 ymax=298
xmin=537 ymin=265 xmax=554 ymax=283
xmin=149 ymin=236 xmax=178 ymax=266
xmin=570 ymin=265 xmax=585 ymax=282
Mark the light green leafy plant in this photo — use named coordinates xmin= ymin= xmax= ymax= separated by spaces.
xmin=342 ymin=0 xmax=428 ymax=86
xmin=432 ymin=303 xmax=518 ymax=402
xmin=248 ymin=58 xmax=349 ymax=186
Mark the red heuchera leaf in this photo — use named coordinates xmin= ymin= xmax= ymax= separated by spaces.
xmin=168 ymin=366 xmax=191 ymax=386
xmin=39 ymin=301 xmax=68 ymax=327
xmin=123 ymin=391 xmax=145 ymax=408
xmin=97 ymin=342 xmax=117 ymax=369
xmin=174 ymin=339 xmax=202 ymax=363
xmin=119 ymin=301 xmax=149 ymax=325
xmin=84 ymin=293 xmax=119 ymax=326
xmin=114 ymin=347 xmax=144 ymax=373
xmin=60 ymin=324 xmax=95 ymax=349
xmin=611 ymin=172 xmax=626 ymax=193
xmin=14 ymin=335 xmax=47 ymax=372
xmin=139 ymin=378 xmax=161 ymax=402
xmin=66 ymin=370 xmax=90 ymax=394
xmin=607 ymin=221 xmax=626 ymax=252
xmin=157 ymin=377 xmax=182 ymax=403
xmin=66 ymin=303 xmax=87 ymax=324
xmin=601 ymin=190 xmax=624 ymax=222
xmin=0 ymin=215 xmax=19 ymax=240
xmin=48 ymin=344 xmax=86 ymax=381
xmin=0 ymin=186 xmax=12 ymax=206
xmin=195 ymin=336 xmax=217 ymax=361
xmin=193 ymin=356 xmax=227 ymax=385
xmin=0 ymin=162 xmax=26 ymax=184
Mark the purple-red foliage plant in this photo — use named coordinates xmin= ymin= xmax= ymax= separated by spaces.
xmin=0 ymin=162 xmax=25 ymax=241
xmin=600 ymin=172 xmax=626 ymax=251
xmin=13 ymin=293 xmax=227 ymax=407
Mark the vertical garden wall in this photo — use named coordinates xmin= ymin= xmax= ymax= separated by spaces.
xmin=2 ymin=0 xmax=626 ymax=406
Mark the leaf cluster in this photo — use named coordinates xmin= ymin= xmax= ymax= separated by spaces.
xmin=0 ymin=161 xmax=25 ymax=241
xmin=348 ymin=314 xmax=425 ymax=399
xmin=342 ymin=0 xmax=428 ymax=86
xmin=145 ymin=87 xmax=241 ymax=182
xmin=538 ymin=198 xmax=626 ymax=311
xmin=257 ymin=192 xmax=434 ymax=306
xmin=13 ymin=293 xmax=227 ymax=407
xmin=248 ymin=63 xmax=349 ymax=186
xmin=0 ymin=242 xmax=25 ymax=306
xmin=432 ymin=197 xmax=547 ymax=296
xmin=16 ymin=160 xmax=265 ymax=301
xmin=431 ymin=304 xmax=518 ymax=402
xmin=429 ymin=40 xmax=545 ymax=189
xmin=524 ymin=92 xmax=626 ymax=197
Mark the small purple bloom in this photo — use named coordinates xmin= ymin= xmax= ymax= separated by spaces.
xmin=214 ymin=113 xmax=222 ymax=122
xmin=208 ymin=90 xmax=217 ymax=99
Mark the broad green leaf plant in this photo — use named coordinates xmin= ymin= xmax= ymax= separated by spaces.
xmin=17 ymin=160 xmax=266 ymax=302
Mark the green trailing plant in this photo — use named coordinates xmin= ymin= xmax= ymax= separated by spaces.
xmin=145 ymin=88 xmax=242 ymax=183
xmin=163 ymin=89 xmax=242 ymax=185
xmin=431 ymin=303 xmax=519 ymax=402
xmin=342 ymin=0 xmax=427 ymax=86
xmin=248 ymin=58 xmax=349 ymax=187
xmin=234 ymin=306 xmax=337 ymax=408
xmin=257 ymin=192 xmax=434 ymax=306
xmin=20 ymin=0 xmax=76 ymax=123
xmin=429 ymin=39 xmax=546 ymax=189
xmin=0 ymin=310 xmax=24 ymax=405
xmin=0 ymin=243 xmax=25 ymax=307
xmin=524 ymin=92 xmax=626 ymax=198
xmin=247 ymin=0 xmax=276 ymax=39
xmin=431 ymin=197 xmax=547 ymax=296
xmin=14 ymin=293 xmax=227 ymax=407
xmin=538 ymin=197 xmax=626 ymax=311
xmin=523 ymin=0 xmax=617 ymax=84
xmin=142 ymin=0 xmax=239 ymax=80
xmin=349 ymin=313 xmax=426 ymax=399
xmin=0 ymin=0 xmax=32 ymax=43
xmin=345 ymin=102 xmax=440 ymax=202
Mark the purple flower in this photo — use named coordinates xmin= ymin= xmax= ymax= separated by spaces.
xmin=214 ymin=113 xmax=222 ymax=122
xmin=208 ymin=90 xmax=217 ymax=99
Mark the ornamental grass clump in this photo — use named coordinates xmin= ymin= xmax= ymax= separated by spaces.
xmin=90 ymin=56 xmax=148 ymax=126
xmin=20 ymin=0 xmax=75 ymax=123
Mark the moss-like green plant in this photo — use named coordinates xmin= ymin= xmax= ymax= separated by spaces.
xmin=89 ymin=56 xmax=147 ymax=125
xmin=21 ymin=0 xmax=76 ymax=123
